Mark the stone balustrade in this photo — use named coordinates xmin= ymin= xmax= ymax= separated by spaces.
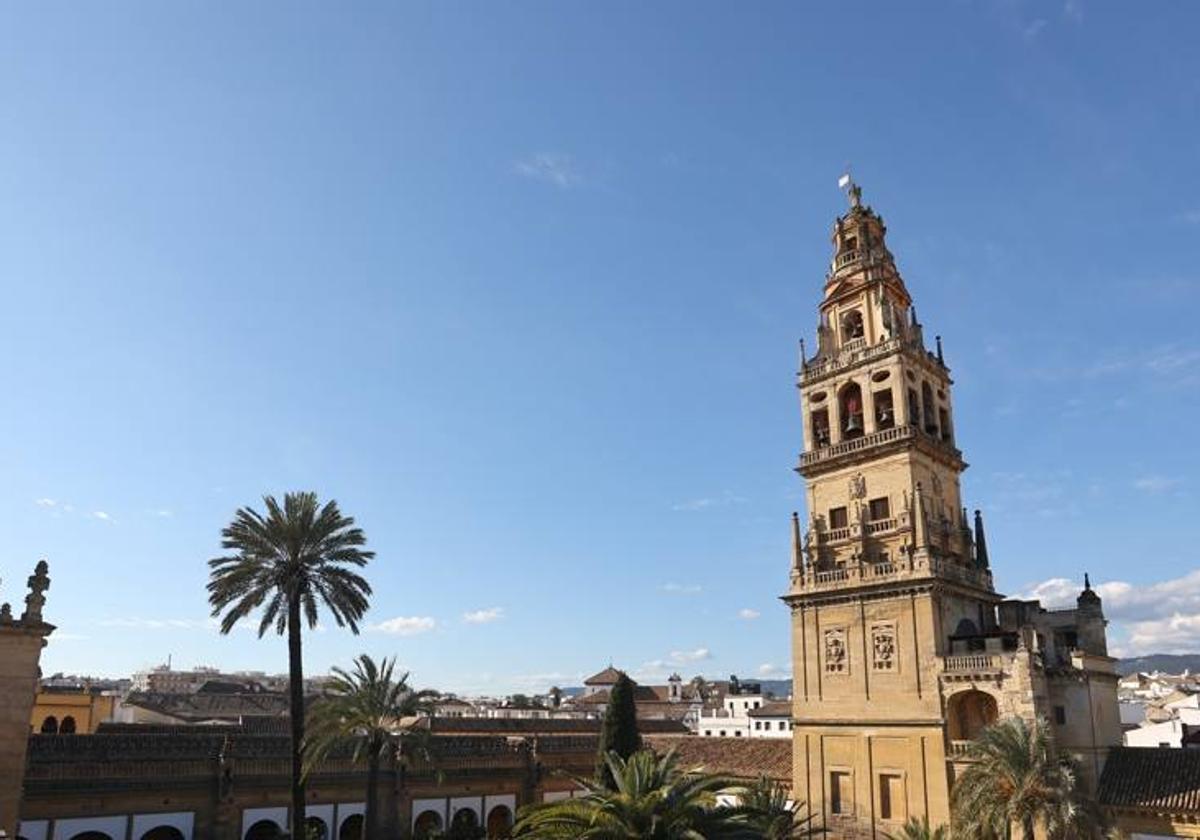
xmin=793 ymin=554 xmax=993 ymax=595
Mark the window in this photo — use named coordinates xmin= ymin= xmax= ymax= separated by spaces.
xmin=1054 ymin=706 xmax=1066 ymax=725
xmin=939 ymin=407 xmax=952 ymax=442
xmin=754 ymin=721 xmax=761 ymax=730
xmin=830 ymin=771 xmax=854 ymax=815
xmin=879 ymin=774 xmax=904 ymax=821
xmin=778 ymin=721 xmax=786 ymax=730
xmin=829 ymin=507 xmax=849 ymax=530
xmin=868 ymin=497 xmax=890 ymax=521
xmin=719 ymin=730 xmax=726 ymax=737
xmin=735 ymin=731 xmax=742 ymax=737
xmin=754 ymin=701 xmax=760 ymax=709
xmin=811 ymin=408 xmax=831 ymax=447
xmin=704 ymin=730 xmax=711 ymax=736
xmin=874 ymin=388 xmax=895 ymax=430
xmin=922 ymin=383 xmax=938 ymax=434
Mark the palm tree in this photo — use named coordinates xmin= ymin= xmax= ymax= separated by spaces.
xmin=512 ymin=748 xmax=752 ymax=838
xmin=208 ymin=492 xmax=373 ymax=840
xmin=883 ymin=816 xmax=949 ymax=840
xmin=304 ymin=654 xmax=438 ymax=839
xmin=726 ymin=775 xmax=823 ymax=838
xmin=951 ymin=716 xmax=1102 ymax=840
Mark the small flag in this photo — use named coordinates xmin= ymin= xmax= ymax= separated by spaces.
xmin=838 ymin=174 xmax=852 ymax=189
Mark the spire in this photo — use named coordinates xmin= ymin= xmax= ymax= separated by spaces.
xmin=1078 ymin=572 xmax=1101 ymax=607
xmin=973 ymin=510 xmax=989 ymax=570
xmin=791 ymin=512 xmax=803 ymax=572
xmin=798 ymin=338 xmax=807 ymax=371
xmin=913 ymin=483 xmax=929 ymax=549
xmin=1085 ymin=572 xmax=1092 ymax=590
xmin=936 ymin=335 xmax=944 ymax=365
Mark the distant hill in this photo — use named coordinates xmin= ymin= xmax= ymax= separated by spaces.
xmin=1117 ymin=654 xmax=1200 ymax=676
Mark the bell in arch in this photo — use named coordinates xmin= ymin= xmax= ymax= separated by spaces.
xmin=845 ymin=411 xmax=863 ymax=433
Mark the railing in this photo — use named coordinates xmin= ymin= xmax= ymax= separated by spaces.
xmin=800 ymin=424 xmax=914 ymax=467
xmin=792 ymin=554 xmax=993 ymax=595
xmin=947 ymin=740 xmax=974 ymax=758
xmin=840 ymin=336 xmax=867 ymax=353
xmin=826 ymin=526 xmax=851 ymax=541
xmin=800 ymin=335 xmax=907 ymax=382
xmin=865 ymin=517 xmax=897 ymax=535
xmin=835 ymin=249 xmax=862 ymax=268
xmin=942 ymin=654 xmax=1002 ymax=673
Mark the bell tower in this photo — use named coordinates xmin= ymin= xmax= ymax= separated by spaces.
xmin=786 ymin=182 xmax=999 ymax=837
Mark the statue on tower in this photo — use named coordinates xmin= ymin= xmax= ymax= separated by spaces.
xmin=22 ymin=559 xmax=50 ymax=623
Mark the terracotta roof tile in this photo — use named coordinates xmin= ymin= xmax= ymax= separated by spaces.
xmin=583 ymin=666 xmax=624 ymax=686
xmin=646 ymin=735 xmax=791 ymax=784
xmin=747 ymin=701 xmax=792 ymax=718
xmin=1099 ymin=747 xmax=1200 ymax=813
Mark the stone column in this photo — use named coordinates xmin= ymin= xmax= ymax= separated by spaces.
xmin=0 ymin=561 xmax=54 ymax=839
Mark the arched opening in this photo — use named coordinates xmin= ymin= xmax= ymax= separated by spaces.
xmin=413 ymin=811 xmax=443 ymax=839
xmin=304 ymin=816 xmax=328 ymax=840
xmin=907 ymin=387 xmax=920 ymax=428
xmin=947 ymin=690 xmax=998 ymax=742
xmin=451 ymin=808 xmax=479 ymax=831
xmin=245 ymin=820 xmax=285 ymax=840
xmin=873 ymin=387 xmax=895 ymax=430
xmin=140 ymin=828 xmax=186 ymax=840
xmin=60 ymin=715 xmax=77 ymax=734
xmin=338 ymin=815 xmax=363 ymax=840
xmin=839 ymin=382 xmax=864 ymax=440
xmin=40 ymin=715 xmax=58 ymax=734
xmin=841 ymin=310 xmax=865 ymax=343
xmin=921 ymin=382 xmax=938 ymax=436
xmin=70 ymin=834 xmax=115 ymax=840
xmin=939 ymin=407 xmax=952 ymax=442
xmin=810 ymin=407 xmax=830 ymax=447
xmin=486 ymin=805 xmax=513 ymax=839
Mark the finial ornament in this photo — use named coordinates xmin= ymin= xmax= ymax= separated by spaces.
xmin=837 ymin=172 xmax=862 ymax=208
xmin=0 ymin=602 xmax=11 ymax=622
xmin=1084 ymin=572 xmax=1092 ymax=590
xmin=22 ymin=559 xmax=50 ymax=623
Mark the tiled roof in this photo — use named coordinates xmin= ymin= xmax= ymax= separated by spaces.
xmin=584 ymin=666 xmax=625 ymax=686
xmin=747 ymin=701 xmax=792 ymax=718
xmin=646 ymin=735 xmax=791 ymax=783
xmin=123 ymin=691 xmax=291 ymax=722
xmin=1099 ymin=747 xmax=1200 ymax=813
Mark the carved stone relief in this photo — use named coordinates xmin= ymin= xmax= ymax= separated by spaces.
xmin=824 ymin=628 xmax=848 ymax=674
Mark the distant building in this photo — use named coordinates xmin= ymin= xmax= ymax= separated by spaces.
xmin=31 ymin=687 xmax=119 ymax=735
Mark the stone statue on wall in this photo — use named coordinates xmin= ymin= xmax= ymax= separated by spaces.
xmin=22 ymin=560 xmax=50 ymax=623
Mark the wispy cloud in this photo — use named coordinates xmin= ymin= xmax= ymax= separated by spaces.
xmin=89 ymin=511 xmax=114 ymax=523
xmin=757 ymin=663 xmax=790 ymax=679
xmin=99 ymin=617 xmax=214 ymax=630
xmin=671 ymin=491 xmax=747 ymax=512
xmin=463 ymin=607 xmax=504 ymax=625
xmin=1022 ymin=18 xmax=1048 ymax=42
xmin=1063 ymin=0 xmax=1084 ymax=24
xmin=635 ymin=646 xmax=713 ymax=680
xmin=1133 ymin=475 xmax=1182 ymax=494
xmin=1017 ymin=570 xmax=1200 ymax=656
xmin=150 ymin=509 xmax=174 ymax=518
xmin=514 ymin=153 xmax=581 ymax=188
xmin=660 ymin=583 xmax=703 ymax=595
xmin=35 ymin=498 xmax=57 ymax=507
xmin=738 ymin=608 xmax=761 ymax=620
xmin=373 ymin=616 xmax=437 ymax=636
xmin=1180 ymin=210 xmax=1200 ymax=225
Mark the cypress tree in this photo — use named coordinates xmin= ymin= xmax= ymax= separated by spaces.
xmin=595 ymin=672 xmax=642 ymax=788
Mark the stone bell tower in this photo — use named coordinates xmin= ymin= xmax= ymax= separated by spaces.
xmin=0 ymin=559 xmax=53 ymax=838
xmin=785 ymin=183 xmax=997 ymax=837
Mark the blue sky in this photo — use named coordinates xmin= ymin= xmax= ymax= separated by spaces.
xmin=1 ymin=2 xmax=1198 ymax=694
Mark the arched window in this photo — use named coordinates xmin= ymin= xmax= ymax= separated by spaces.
xmin=947 ymin=690 xmax=998 ymax=742
xmin=413 ymin=811 xmax=443 ymax=839
xmin=337 ymin=815 xmax=363 ymax=840
xmin=486 ymin=805 xmax=514 ymax=839
xmin=451 ymin=809 xmax=479 ymax=831
xmin=60 ymin=715 xmax=77 ymax=734
xmin=939 ymin=407 xmax=952 ymax=442
xmin=841 ymin=310 xmax=865 ymax=342
xmin=305 ymin=817 xmax=328 ymax=840
xmin=70 ymin=834 xmax=115 ymax=840
xmin=40 ymin=716 xmax=58 ymax=734
xmin=839 ymin=382 xmax=864 ymax=440
xmin=140 ymin=828 xmax=185 ymax=840
xmin=245 ymin=820 xmax=285 ymax=840
xmin=907 ymin=387 xmax=920 ymax=427
xmin=811 ymin=408 xmax=830 ymax=447
xmin=921 ymin=383 xmax=938 ymax=435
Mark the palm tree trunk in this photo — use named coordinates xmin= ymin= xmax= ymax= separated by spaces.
xmin=1022 ymin=817 xmax=1036 ymax=840
xmin=365 ymin=749 xmax=380 ymax=840
xmin=288 ymin=597 xmax=307 ymax=840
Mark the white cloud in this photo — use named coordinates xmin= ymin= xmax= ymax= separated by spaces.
xmin=1133 ymin=475 xmax=1182 ymax=494
xmin=1180 ymin=210 xmax=1200 ymax=225
xmin=373 ymin=616 xmax=437 ymax=636
xmin=150 ymin=509 xmax=174 ymax=518
xmin=757 ymin=663 xmax=791 ymax=679
xmin=35 ymin=498 xmax=57 ymax=507
xmin=463 ymin=607 xmax=504 ymax=625
xmin=661 ymin=583 xmax=703 ymax=595
xmin=89 ymin=511 xmax=113 ymax=522
xmin=739 ymin=608 xmax=761 ymax=620
xmin=669 ymin=647 xmax=711 ymax=664
xmin=1063 ymin=0 xmax=1084 ymax=24
xmin=514 ymin=153 xmax=581 ymax=188
xmin=1017 ymin=570 xmax=1200 ymax=656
